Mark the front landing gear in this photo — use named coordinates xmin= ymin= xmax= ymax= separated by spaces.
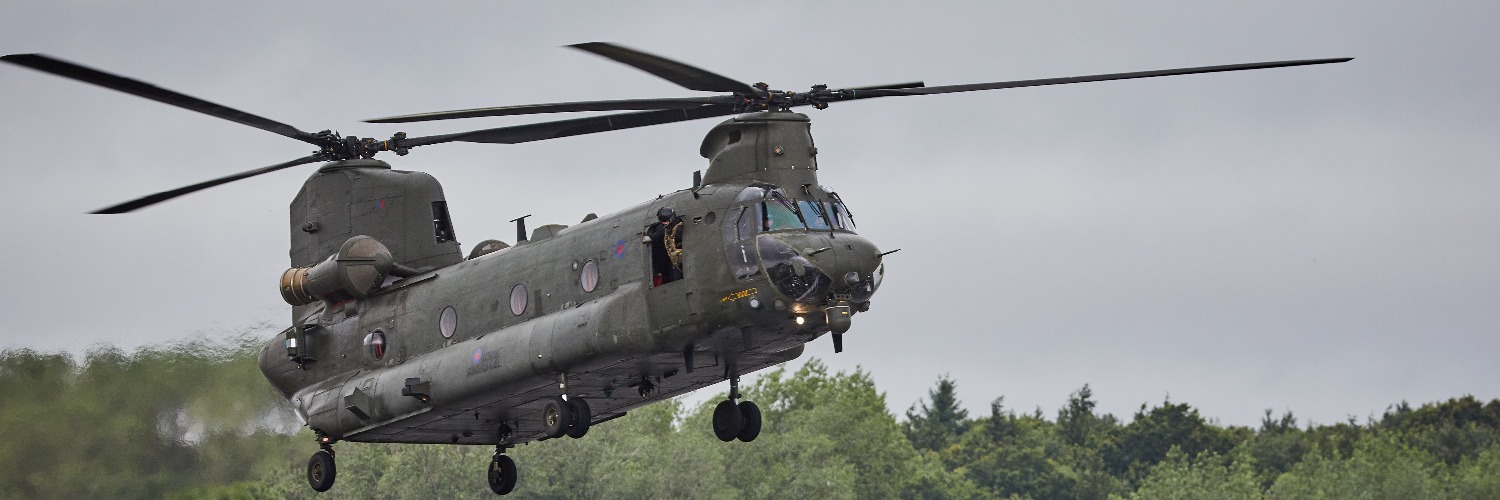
xmin=487 ymin=450 xmax=517 ymax=495
xmin=712 ymin=373 xmax=763 ymax=442
xmin=306 ymin=434 xmax=337 ymax=492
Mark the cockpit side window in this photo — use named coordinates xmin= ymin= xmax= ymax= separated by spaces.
xmin=723 ymin=205 xmax=761 ymax=280
xmin=735 ymin=205 xmax=758 ymax=240
xmin=830 ymin=198 xmax=856 ymax=230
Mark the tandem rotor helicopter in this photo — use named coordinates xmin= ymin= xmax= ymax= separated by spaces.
xmin=2 ymin=43 xmax=1348 ymax=495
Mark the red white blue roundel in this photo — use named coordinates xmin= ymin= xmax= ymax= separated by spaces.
xmin=612 ymin=239 xmax=627 ymax=259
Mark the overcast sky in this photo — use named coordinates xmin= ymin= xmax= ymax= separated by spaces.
xmin=2 ymin=1 xmax=1495 ymax=428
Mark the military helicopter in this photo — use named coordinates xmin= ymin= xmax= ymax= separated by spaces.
xmin=1 ymin=43 xmax=1348 ymax=495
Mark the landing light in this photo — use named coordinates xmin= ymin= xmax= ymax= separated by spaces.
xmin=795 ymin=316 xmax=805 ymax=326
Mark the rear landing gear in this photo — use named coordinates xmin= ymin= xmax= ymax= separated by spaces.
xmin=566 ymin=398 xmax=592 ymax=439
xmin=541 ymin=395 xmax=593 ymax=439
xmin=712 ymin=373 xmax=762 ymax=442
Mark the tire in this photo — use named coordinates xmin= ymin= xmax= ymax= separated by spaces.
xmin=541 ymin=396 xmax=572 ymax=439
xmin=712 ymin=400 xmax=743 ymax=442
xmin=737 ymin=400 xmax=762 ymax=442
xmin=307 ymin=449 xmax=336 ymax=492
xmin=487 ymin=454 xmax=517 ymax=495
xmin=567 ymin=398 xmax=592 ymax=439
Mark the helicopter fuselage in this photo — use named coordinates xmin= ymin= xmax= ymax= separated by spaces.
xmin=257 ymin=112 xmax=885 ymax=445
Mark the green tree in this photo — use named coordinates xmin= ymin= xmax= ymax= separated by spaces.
xmin=944 ymin=399 xmax=1080 ymax=499
xmin=1107 ymin=399 xmax=1239 ymax=485
xmin=723 ymin=360 xmax=919 ymax=499
xmin=904 ymin=375 xmax=970 ymax=453
xmin=1442 ymin=446 xmax=1500 ymax=498
xmin=1246 ymin=409 xmax=1308 ymax=488
xmin=1128 ymin=447 xmax=1261 ymax=500
xmin=1379 ymin=396 xmax=1500 ymax=465
xmin=0 ymin=330 xmax=303 ymax=500
xmin=1058 ymin=384 xmax=1101 ymax=448
xmin=1269 ymin=431 xmax=1437 ymax=499
xmin=1053 ymin=384 xmax=1126 ymax=499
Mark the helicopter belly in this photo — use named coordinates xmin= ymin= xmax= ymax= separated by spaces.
xmin=337 ymin=334 xmax=808 ymax=446
xmin=309 ymin=283 xmax=818 ymax=445
xmin=308 ymin=283 xmax=652 ymax=442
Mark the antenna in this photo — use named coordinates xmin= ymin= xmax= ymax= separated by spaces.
xmin=511 ymin=215 xmax=532 ymax=242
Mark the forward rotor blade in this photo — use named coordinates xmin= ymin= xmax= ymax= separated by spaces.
xmin=2 ymin=54 xmax=322 ymax=146
xmin=569 ymin=42 xmax=757 ymax=95
xmin=404 ymin=104 xmax=740 ymax=147
xmin=845 ymin=81 xmax=926 ymax=92
xmin=366 ymin=96 xmax=733 ymax=123
xmin=93 ymin=154 xmax=324 ymax=214
xmin=887 ymin=58 xmax=1353 ymax=96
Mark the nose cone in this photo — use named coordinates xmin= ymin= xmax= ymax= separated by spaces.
xmin=787 ymin=233 xmax=883 ymax=299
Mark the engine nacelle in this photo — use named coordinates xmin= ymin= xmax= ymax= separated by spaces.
xmin=280 ymin=235 xmax=394 ymax=306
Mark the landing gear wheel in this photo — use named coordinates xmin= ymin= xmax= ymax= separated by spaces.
xmin=541 ymin=396 xmax=573 ymax=439
xmin=712 ymin=399 xmax=744 ymax=442
xmin=567 ymin=398 xmax=592 ymax=439
xmin=737 ymin=400 xmax=762 ymax=442
xmin=307 ymin=449 xmax=336 ymax=492
xmin=487 ymin=454 xmax=517 ymax=495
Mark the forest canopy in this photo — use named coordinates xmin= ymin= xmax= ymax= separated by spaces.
xmin=2 ymin=333 xmax=1496 ymax=499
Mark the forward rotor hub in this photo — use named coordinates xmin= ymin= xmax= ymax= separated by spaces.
xmin=737 ymin=83 xmax=845 ymax=112
xmin=312 ymin=131 xmax=410 ymax=161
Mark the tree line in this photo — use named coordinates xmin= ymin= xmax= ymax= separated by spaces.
xmin=1 ymin=333 xmax=1496 ymax=498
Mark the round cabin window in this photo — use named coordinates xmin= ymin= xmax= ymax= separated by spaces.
xmin=510 ymin=283 xmax=528 ymax=316
xmin=364 ymin=330 xmax=387 ymax=360
xmin=439 ymin=306 xmax=458 ymax=338
xmin=580 ymin=260 xmax=599 ymax=292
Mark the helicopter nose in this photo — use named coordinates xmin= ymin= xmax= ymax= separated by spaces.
xmin=797 ymin=234 xmax=883 ymax=304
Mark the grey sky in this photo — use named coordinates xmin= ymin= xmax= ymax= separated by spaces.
xmin=2 ymin=1 xmax=1495 ymax=428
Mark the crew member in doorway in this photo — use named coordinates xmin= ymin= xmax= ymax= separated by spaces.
xmin=646 ymin=207 xmax=685 ymax=286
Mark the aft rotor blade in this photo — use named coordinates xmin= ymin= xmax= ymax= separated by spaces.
xmin=887 ymin=58 xmax=1353 ymax=96
xmin=569 ymin=42 xmax=757 ymax=95
xmin=1 ymin=54 xmax=322 ymax=146
xmin=366 ymin=96 xmax=733 ymax=123
xmin=93 ymin=154 xmax=325 ymax=214
xmin=404 ymin=104 xmax=740 ymax=147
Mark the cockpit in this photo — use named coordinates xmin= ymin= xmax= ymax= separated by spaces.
xmin=722 ymin=184 xmax=877 ymax=310
xmin=730 ymin=185 xmax=857 ymax=234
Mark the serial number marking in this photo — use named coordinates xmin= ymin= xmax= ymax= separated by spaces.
xmin=720 ymin=287 xmax=759 ymax=303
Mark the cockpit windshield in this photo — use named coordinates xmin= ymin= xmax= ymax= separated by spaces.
xmin=799 ymin=201 xmax=831 ymax=230
xmin=734 ymin=185 xmax=856 ymax=233
xmin=761 ymin=198 xmax=802 ymax=231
